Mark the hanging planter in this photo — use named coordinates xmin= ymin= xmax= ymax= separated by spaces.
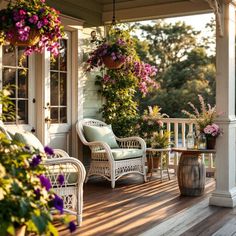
xmin=0 ymin=0 xmax=64 ymax=58
xmin=102 ymin=55 xmax=124 ymax=69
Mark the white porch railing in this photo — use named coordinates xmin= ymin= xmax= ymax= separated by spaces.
xmin=161 ymin=118 xmax=215 ymax=176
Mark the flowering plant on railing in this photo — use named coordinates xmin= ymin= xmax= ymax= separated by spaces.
xmin=0 ymin=0 xmax=64 ymax=59
xmin=182 ymin=94 xmax=218 ymax=133
xmin=0 ymin=134 xmax=75 ymax=235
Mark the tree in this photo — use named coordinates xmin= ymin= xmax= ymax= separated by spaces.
xmin=135 ymin=20 xmax=216 ymax=117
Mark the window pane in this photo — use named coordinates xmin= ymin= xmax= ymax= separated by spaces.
xmin=60 ymin=107 xmax=67 ymax=123
xmin=18 ymin=100 xmax=28 ymax=123
xmin=18 ymin=47 xmax=28 ymax=68
xmin=60 ymin=73 xmax=67 ymax=106
xmin=18 ymin=70 xmax=28 ymax=98
xmin=4 ymin=100 xmax=16 ymax=122
xmin=60 ymin=39 xmax=67 ymax=71
xmin=51 ymin=107 xmax=59 ymax=123
xmin=3 ymin=68 xmax=16 ymax=98
xmin=3 ymin=45 xmax=16 ymax=66
xmin=50 ymin=56 xmax=59 ymax=71
xmin=50 ymin=72 xmax=59 ymax=106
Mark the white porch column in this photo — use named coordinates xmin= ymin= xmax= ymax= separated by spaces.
xmin=209 ymin=1 xmax=236 ymax=207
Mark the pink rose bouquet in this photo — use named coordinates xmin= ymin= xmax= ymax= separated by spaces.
xmin=203 ymin=123 xmax=222 ymax=137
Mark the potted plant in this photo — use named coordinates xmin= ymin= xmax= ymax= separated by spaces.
xmin=182 ymin=94 xmax=222 ymax=149
xmin=203 ymin=123 xmax=222 ymax=149
xmin=138 ymin=105 xmax=169 ymax=147
xmin=0 ymin=134 xmax=76 ymax=235
xmin=0 ymin=0 xmax=64 ymax=58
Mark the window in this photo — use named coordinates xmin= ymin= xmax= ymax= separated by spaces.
xmin=2 ymin=45 xmax=29 ymax=124
xmin=50 ymin=39 xmax=68 ymax=124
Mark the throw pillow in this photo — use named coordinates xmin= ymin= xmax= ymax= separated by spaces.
xmin=83 ymin=125 xmax=119 ymax=148
xmin=14 ymin=131 xmax=44 ymax=152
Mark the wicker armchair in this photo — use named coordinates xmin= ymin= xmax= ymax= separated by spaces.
xmin=76 ymin=118 xmax=147 ymax=188
xmin=44 ymin=149 xmax=86 ymax=226
xmin=0 ymin=121 xmax=86 ymax=226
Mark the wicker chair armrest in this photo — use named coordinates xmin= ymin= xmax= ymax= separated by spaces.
xmin=44 ymin=157 xmax=86 ymax=185
xmin=52 ymin=149 xmax=70 ymax=158
xmin=87 ymin=141 xmax=111 ymax=151
xmin=86 ymin=141 xmax=114 ymax=162
xmin=116 ymin=136 xmax=146 ymax=150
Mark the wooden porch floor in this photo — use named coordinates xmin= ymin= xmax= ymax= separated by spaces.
xmin=57 ymin=173 xmax=236 ymax=236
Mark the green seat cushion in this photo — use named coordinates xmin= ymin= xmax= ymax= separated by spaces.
xmin=14 ymin=131 xmax=44 ymax=152
xmin=96 ymin=148 xmax=143 ymax=161
xmin=83 ymin=125 xmax=119 ymax=148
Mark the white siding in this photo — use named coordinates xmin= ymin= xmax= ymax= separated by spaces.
xmin=81 ymin=27 xmax=104 ymax=119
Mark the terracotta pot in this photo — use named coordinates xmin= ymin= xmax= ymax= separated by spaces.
xmin=102 ymin=56 xmax=124 ymax=69
xmin=8 ymin=29 xmax=40 ymax=47
xmin=206 ymin=136 xmax=216 ymax=149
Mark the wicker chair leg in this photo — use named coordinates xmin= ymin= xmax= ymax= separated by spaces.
xmin=143 ymin=174 xmax=147 ymax=182
xmin=77 ymin=214 xmax=82 ymax=226
xmin=85 ymin=175 xmax=89 ymax=183
xmin=111 ymin=180 xmax=115 ymax=188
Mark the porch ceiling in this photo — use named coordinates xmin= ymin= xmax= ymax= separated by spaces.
xmin=46 ymin=0 xmax=212 ymax=27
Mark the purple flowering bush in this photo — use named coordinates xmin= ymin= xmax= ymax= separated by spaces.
xmin=0 ymin=0 xmax=64 ymax=57
xmin=0 ymin=134 xmax=75 ymax=235
xmin=87 ymin=26 xmax=159 ymax=137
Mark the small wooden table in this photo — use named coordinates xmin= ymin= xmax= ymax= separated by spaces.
xmin=172 ymin=148 xmax=216 ymax=196
xmin=146 ymin=148 xmax=171 ymax=181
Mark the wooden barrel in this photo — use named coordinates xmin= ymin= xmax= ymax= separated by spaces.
xmin=177 ymin=153 xmax=206 ymax=196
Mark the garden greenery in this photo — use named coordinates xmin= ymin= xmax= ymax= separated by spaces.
xmin=87 ymin=26 xmax=159 ymax=137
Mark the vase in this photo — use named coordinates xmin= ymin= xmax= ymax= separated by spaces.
xmin=206 ymin=136 xmax=216 ymax=149
xmin=8 ymin=29 xmax=40 ymax=47
xmin=102 ymin=56 xmax=124 ymax=69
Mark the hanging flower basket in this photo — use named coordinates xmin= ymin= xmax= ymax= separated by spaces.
xmin=0 ymin=0 xmax=64 ymax=59
xmin=102 ymin=55 xmax=124 ymax=69
xmin=8 ymin=28 xmax=40 ymax=47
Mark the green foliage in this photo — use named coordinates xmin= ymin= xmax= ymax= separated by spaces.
xmin=89 ymin=25 xmax=158 ymax=137
xmin=137 ymin=105 xmax=168 ymax=147
xmin=151 ymin=131 xmax=172 ymax=149
xmin=0 ymin=86 xmax=15 ymax=121
xmin=0 ymin=134 xmax=72 ymax=235
xmin=135 ymin=20 xmax=216 ymax=117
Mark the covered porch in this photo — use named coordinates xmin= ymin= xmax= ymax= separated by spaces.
xmin=1 ymin=0 xmax=236 ymax=234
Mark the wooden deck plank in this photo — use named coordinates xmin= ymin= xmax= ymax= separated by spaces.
xmin=57 ymin=174 xmax=217 ymax=236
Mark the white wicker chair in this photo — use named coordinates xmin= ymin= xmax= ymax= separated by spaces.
xmin=44 ymin=149 xmax=86 ymax=226
xmin=0 ymin=122 xmax=86 ymax=226
xmin=76 ymin=118 xmax=147 ymax=188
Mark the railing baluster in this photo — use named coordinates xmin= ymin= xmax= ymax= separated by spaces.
xmin=182 ymin=123 xmax=186 ymax=148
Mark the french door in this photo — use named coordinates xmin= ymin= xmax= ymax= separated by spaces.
xmin=43 ymin=32 xmax=72 ymax=153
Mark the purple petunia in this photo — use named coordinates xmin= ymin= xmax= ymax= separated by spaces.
xmin=39 ymin=175 xmax=51 ymax=191
xmin=30 ymin=155 xmax=42 ymax=167
xmin=44 ymin=146 xmax=54 ymax=155
xmin=68 ymin=221 xmax=76 ymax=233
xmin=57 ymin=174 xmax=64 ymax=186
xmin=53 ymin=194 xmax=64 ymax=213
